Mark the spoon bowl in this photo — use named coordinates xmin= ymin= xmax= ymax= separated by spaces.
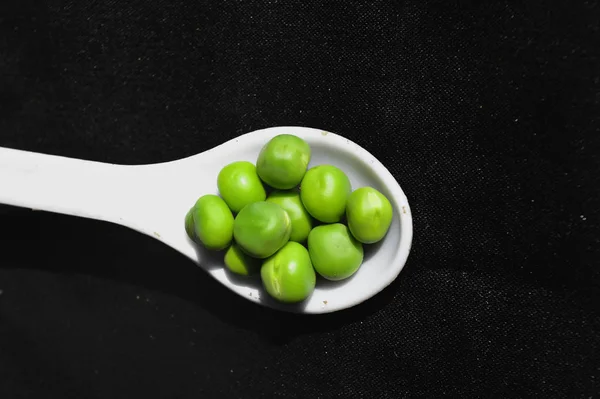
xmin=0 ymin=126 xmax=413 ymax=313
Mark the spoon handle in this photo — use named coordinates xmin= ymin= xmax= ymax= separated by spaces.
xmin=0 ymin=147 xmax=136 ymax=223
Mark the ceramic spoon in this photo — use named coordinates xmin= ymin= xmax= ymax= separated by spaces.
xmin=0 ymin=126 xmax=413 ymax=313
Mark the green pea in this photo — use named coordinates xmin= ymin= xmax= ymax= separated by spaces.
xmin=217 ymin=161 xmax=266 ymax=213
xmin=224 ymin=242 xmax=261 ymax=276
xmin=184 ymin=208 xmax=196 ymax=241
xmin=188 ymin=194 xmax=234 ymax=250
xmin=233 ymin=201 xmax=292 ymax=258
xmin=265 ymin=189 xmax=314 ymax=243
xmin=300 ymin=165 xmax=351 ymax=223
xmin=346 ymin=187 xmax=393 ymax=244
xmin=307 ymin=223 xmax=363 ymax=281
xmin=261 ymin=241 xmax=316 ymax=303
xmin=256 ymin=134 xmax=311 ymax=189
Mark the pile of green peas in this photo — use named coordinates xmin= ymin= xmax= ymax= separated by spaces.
xmin=185 ymin=134 xmax=393 ymax=304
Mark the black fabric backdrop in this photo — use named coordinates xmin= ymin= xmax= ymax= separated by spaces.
xmin=1 ymin=1 xmax=599 ymax=398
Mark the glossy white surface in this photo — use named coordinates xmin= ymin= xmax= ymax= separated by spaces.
xmin=0 ymin=126 xmax=413 ymax=313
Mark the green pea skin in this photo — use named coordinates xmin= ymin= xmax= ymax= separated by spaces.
xmin=261 ymin=241 xmax=316 ymax=303
xmin=256 ymin=134 xmax=311 ymax=189
xmin=300 ymin=165 xmax=352 ymax=223
xmin=233 ymin=201 xmax=292 ymax=258
xmin=188 ymin=194 xmax=234 ymax=250
xmin=265 ymin=190 xmax=314 ymax=243
xmin=307 ymin=223 xmax=363 ymax=281
xmin=224 ymin=242 xmax=261 ymax=276
xmin=346 ymin=187 xmax=393 ymax=244
xmin=217 ymin=161 xmax=266 ymax=213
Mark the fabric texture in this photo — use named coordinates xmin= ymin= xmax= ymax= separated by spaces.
xmin=1 ymin=1 xmax=599 ymax=398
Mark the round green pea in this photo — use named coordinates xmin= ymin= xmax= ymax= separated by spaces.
xmin=346 ymin=187 xmax=393 ymax=244
xmin=265 ymin=190 xmax=314 ymax=243
xmin=224 ymin=242 xmax=261 ymax=276
xmin=233 ymin=201 xmax=292 ymax=258
xmin=217 ymin=161 xmax=266 ymax=213
xmin=307 ymin=223 xmax=363 ymax=281
xmin=184 ymin=208 xmax=196 ymax=241
xmin=256 ymin=134 xmax=311 ymax=189
xmin=261 ymin=241 xmax=316 ymax=303
xmin=300 ymin=165 xmax=352 ymax=223
xmin=189 ymin=194 xmax=234 ymax=250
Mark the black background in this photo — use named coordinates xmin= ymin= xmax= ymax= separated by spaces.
xmin=1 ymin=1 xmax=599 ymax=398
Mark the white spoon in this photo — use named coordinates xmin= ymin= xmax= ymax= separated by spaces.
xmin=0 ymin=126 xmax=412 ymax=313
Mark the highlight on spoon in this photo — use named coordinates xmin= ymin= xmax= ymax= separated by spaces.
xmin=181 ymin=126 xmax=413 ymax=314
